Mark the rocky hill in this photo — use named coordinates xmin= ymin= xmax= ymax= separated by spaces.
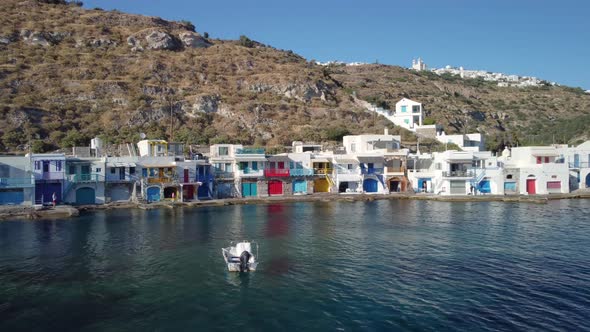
xmin=1 ymin=0 xmax=589 ymax=153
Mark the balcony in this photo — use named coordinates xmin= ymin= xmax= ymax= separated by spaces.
xmin=238 ymin=168 xmax=264 ymax=177
xmin=105 ymin=174 xmax=138 ymax=183
xmin=215 ymin=171 xmax=234 ymax=179
xmin=236 ymin=148 xmax=265 ymax=155
xmin=361 ymin=168 xmax=384 ymax=175
xmin=196 ymin=174 xmax=214 ymax=182
xmin=569 ymin=162 xmax=590 ymax=169
xmin=264 ymin=169 xmax=290 ymax=177
xmin=290 ymin=169 xmax=314 ymax=176
xmin=0 ymin=177 xmax=34 ymax=188
xmin=384 ymin=167 xmax=405 ymax=174
xmin=146 ymin=176 xmax=177 ymax=184
xmin=36 ymin=172 xmax=64 ymax=181
xmin=336 ymin=168 xmax=360 ymax=175
xmin=314 ymin=168 xmax=333 ymax=175
xmin=68 ymin=174 xmax=104 ymax=183
xmin=442 ymin=170 xmax=474 ymax=178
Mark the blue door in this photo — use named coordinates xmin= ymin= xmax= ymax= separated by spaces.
xmin=197 ymin=183 xmax=210 ymax=198
xmin=0 ymin=189 xmax=24 ymax=204
xmin=147 ymin=187 xmax=160 ymax=202
xmin=479 ymin=180 xmax=491 ymax=194
xmin=586 ymin=174 xmax=590 ymax=188
xmin=75 ymin=187 xmax=95 ymax=205
xmin=417 ymin=178 xmax=431 ymax=192
xmin=363 ymin=179 xmax=378 ymax=193
xmin=242 ymin=183 xmax=258 ymax=197
xmin=293 ymin=180 xmax=307 ymax=194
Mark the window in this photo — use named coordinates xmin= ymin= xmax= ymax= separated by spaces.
xmin=129 ymin=167 xmax=135 ymax=174
xmin=536 ymin=157 xmax=542 ymax=164
xmin=34 ymin=161 xmax=40 ymax=170
xmin=239 ymin=162 xmax=247 ymax=170
xmin=350 ymin=143 xmax=356 ymax=153
xmin=289 ymin=162 xmax=294 ymax=169
xmin=435 ymin=163 xmax=442 ymax=170
xmin=404 ymin=119 xmax=410 ymax=124
xmin=506 ymin=174 xmax=513 ymax=179
xmin=412 ymin=105 xmax=420 ymax=113
xmin=69 ymin=165 xmax=76 ymax=175
xmin=252 ymin=162 xmax=258 ymax=171
xmin=401 ymin=105 xmax=407 ymax=113
xmin=111 ymin=168 xmax=116 ymax=174
xmin=219 ymin=146 xmax=228 ymax=156
xmin=56 ymin=161 xmax=62 ymax=171
xmin=269 ymin=162 xmax=275 ymax=169
xmin=347 ymin=164 xmax=353 ymax=170
xmin=96 ymin=168 xmax=101 ymax=173
xmin=545 ymin=157 xmax=549 ymax=163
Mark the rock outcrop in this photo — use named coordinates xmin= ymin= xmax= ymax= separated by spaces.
xmin=145 ymin=30 xmax=180 ymax=50
xmin=178 ymin=32 xmax=211 ymax=48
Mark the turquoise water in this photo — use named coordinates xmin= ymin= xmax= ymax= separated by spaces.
xmin=1 ymin=200 xmax=590 ymax=331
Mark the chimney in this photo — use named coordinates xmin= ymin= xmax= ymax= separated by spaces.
xmin=384 ymin=128 xmax=389 ymax=135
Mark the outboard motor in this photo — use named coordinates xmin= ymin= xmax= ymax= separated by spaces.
xmin=239 ymin=251 xmax=251 ymax=272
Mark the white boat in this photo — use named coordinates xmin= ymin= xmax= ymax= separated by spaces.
xmin=222 ymin=241 xmax=259 ymax=272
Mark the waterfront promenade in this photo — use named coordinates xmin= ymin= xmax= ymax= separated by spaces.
xmin=2 ymin=191 xmax=590 ymax=220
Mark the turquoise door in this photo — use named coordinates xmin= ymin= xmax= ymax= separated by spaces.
xmin=242 ymin=183 xmax=258 ymax=197
xmin=0 ymin=189 xmax=24 ymax=204
xmin=75 ymin=187 xmax=95 ymax=205
xmin=363 ymin=179 xmax=378 ymax=193
xmin=293 ymin=180 xmax=307 ymax=194
xmin=479 ymin=180 xmax=491 ymax=193
xmin=147 ymin=187 xmax=160 ymax=202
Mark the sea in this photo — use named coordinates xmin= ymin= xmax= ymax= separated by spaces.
xmin=1 ymin=199 xmax=589 ymax=331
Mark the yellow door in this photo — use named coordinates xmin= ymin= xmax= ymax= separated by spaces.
xmin=314 ymin=178 xmax=330 ymax=192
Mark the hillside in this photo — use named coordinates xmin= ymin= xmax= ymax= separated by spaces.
xmin=1 ymin=0 xmax=589 ymax=153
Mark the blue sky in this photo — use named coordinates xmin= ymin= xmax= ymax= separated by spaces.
xmin=84 ymin=0 xmax=589 ymax=89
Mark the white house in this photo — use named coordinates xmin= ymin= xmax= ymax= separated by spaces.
xmin=500 ymin=146 xmax=569 ymax=195
xmin=435 ymin=132 xmax=485 ymax=152
xmin=392 ymin=98 xmax=423 ymax=131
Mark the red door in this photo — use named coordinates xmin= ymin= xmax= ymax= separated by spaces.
xmin=184 ymin=169 xmax=189 ymax=183
xmin=268 ymin=180 xmax=283 ymax=195
xmin=278 ymin=162 xmax=285 ymax=169
xmin=526 ymin=179 xmax=536 ymax=194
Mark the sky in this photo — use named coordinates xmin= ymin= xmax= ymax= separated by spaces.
xmin=83 ymin=0 xmax=590 ymax=89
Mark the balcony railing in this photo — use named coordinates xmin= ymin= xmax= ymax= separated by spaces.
xmin=0 ymin=177 xmax=35 ymax=188
xmin=442 ymin=170 xmax=474 ymax=178
xmin=384 ymin=167 xmax=405 ymax=173
xmin=314 ymin=168 xmax=333 ymax=175
xmin=361 ymin=168 xmax=384 ymax=175
xmin=215 ymin=171 xmax=234 ymax=179
xmin=36 ymin=172 xmax=64 ymax=181
xmin=105 ymin=174 xmax=138 ymax=182
xmin=68 ymin=174 xmax=104 ymax=183
xmin=196 ymin=174 xmax=214 ymax=182
xmin=238 ymin=168 xmax=264 ymax=176
xmin=264 ymin=169 xmax=290 ymax=177
xmin=146 ymin=176 xmax=177 ymax=184
xmin=569 ymin=162 xmax=590 ymax=168
xmin=289 ymin=169 xmax=314 ymax=176
xmin=236 ymin=148 xmax=265 ymax=155
xmin=336 ymin=168 xmax=360 ymax=174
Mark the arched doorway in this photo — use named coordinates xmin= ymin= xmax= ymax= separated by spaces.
xmin=164 ymin=187 xmax=178 ymax=200
xmin=388 ymin=177 xmax=405 ymax=193
xmin=75 ymin=187 xmax=95 ymax=205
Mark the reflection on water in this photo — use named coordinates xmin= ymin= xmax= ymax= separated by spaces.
xmin=1 ymin=200 xmax=590 ymax=331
